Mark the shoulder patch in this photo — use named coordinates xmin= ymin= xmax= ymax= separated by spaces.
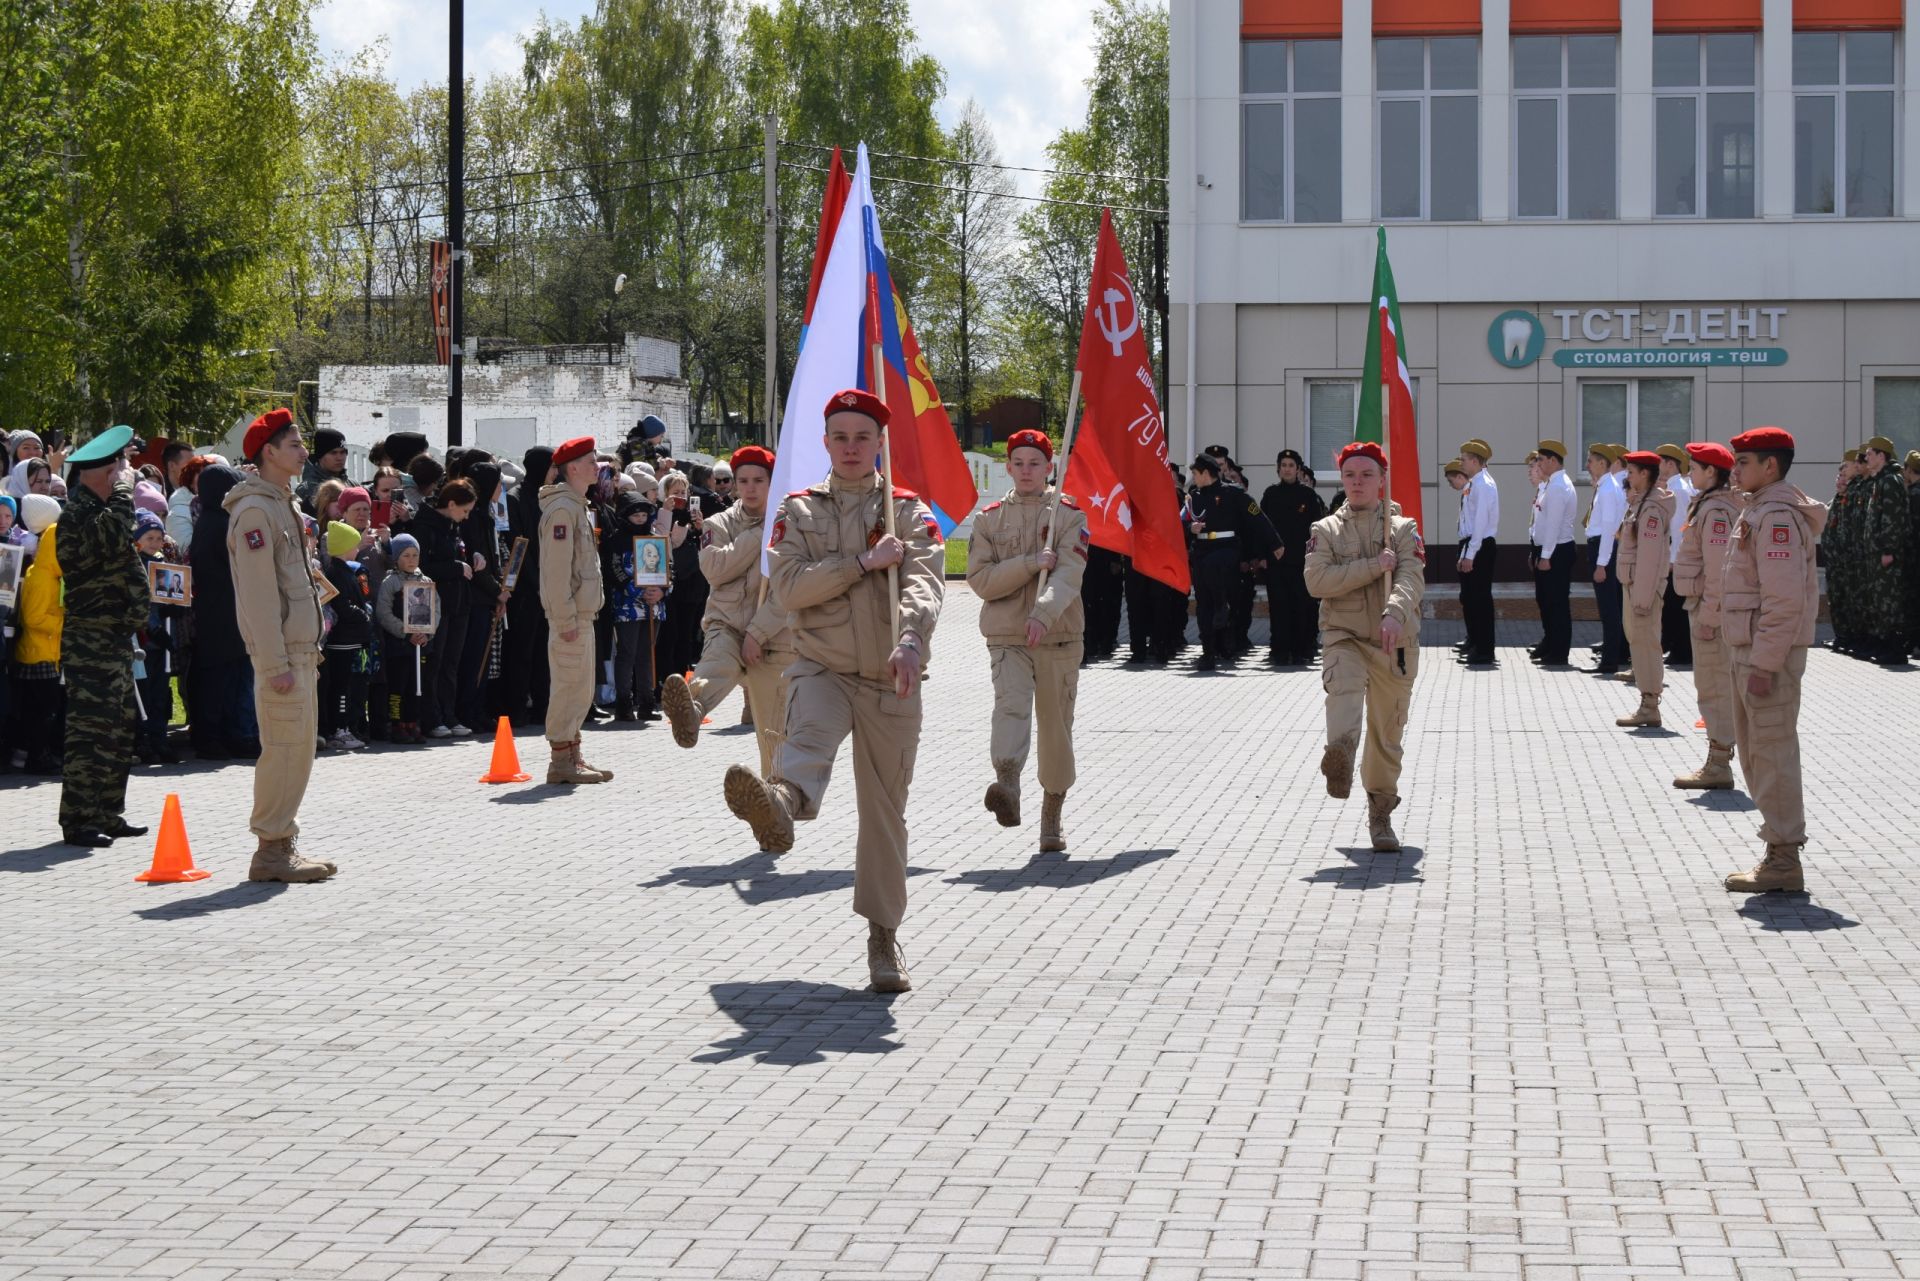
xmin=244 ymin=528 xmax=265 ymax=552
xmin=1247 ymin=498 xmax=1262 ymax=515
xmin=553 ymin=524 xmax=567 ymax=540
xmin=772 ymin=517 xmax=788 ymax=544
xmin=1772 ymin=525 xmax=1791 ymax=544
xmin=920 ymin=512 xmax=944 ymax=544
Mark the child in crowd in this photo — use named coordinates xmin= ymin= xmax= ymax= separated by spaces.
xmin=604 ymin=492 xmax=666 ymax=721
xmin=0 ymin=498 xmax=15 ymax=769
xmin=322 ymin=521 xmax=374 ymax=751
xmin=376 ymin=533 xmax=436 ymax=744
xmin=0 ymin=495 xmax=18 ymax=544
xmin=133 ymin=510 xmax=184 ymax=763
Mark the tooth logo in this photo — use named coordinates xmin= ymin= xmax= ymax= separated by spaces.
xmin=1487 ymin=310 xmax=1545 ymax=368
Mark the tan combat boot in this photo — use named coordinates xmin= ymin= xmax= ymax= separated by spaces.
xmin=867 ymin=921 xmax=911 ymax=993
xmin=983 ymin=760 xmax=1021 ymax=827
xmin=248 ymin=837 xmax=337 ymax=883
xmin=547 ymin=741 xmax=605 ymax=785
xmin=724 ymin=764 xmax=795 ymax=853
xmin=1674 ymin=740 xmax=1735 ymax=790
xmin=1367 ymin=792 xmax=1401 ymax=852
xmin=1616 ymin=691 xmax=1662 ymax=728
xmin=1724 ymin=843 xmax=1804 ymax=893
xmin=1321 ymin=734 xmax=1358 ymax=799
xmin=1039 ymin=792 xmax=1067 ymax=852
xmin=573 ymin=739 xmax=614 ymax=782
xmin=662 ymin=673 xmax=701 ymax=748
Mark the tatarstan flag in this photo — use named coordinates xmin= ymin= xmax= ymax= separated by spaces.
xmin=1354 ymin=227 xmax=1423 ymax=531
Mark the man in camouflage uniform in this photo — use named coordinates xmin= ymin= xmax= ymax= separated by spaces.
xmin=1906 ymin=451 xmax=1920 ymax=656
xmin=1826 ymin=450 xmax=1867 ymax=655
xmin=57 ymin=426 xmax=151 ymax=848
xmin=1857 ymin=435 xmax=1911 ymax=665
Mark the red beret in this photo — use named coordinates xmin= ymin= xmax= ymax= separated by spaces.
xmin=824 ymin=387 xmax=890 ymax=429
xmin=1686 ymin=442 xmax=1735 ymax=471
xmin=1622 ymin=450 xmax=1661 ymax=467
xmin=729 ymin=445 xmax=775 ymax=474
xmin=1730 ymin=426 xmax=1795 ymax=452
xmin=552 ymin=436 xmax=597 ymax=467
xmin=1006 ymin=429 xmax=1053 ymax=460
xmin=1335 ymin=441 xmax=1388 ymax=470
xmin=243 ymin=407 xmax=296 ymax=459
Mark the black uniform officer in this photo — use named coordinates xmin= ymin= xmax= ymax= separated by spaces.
xmin=1082 ymin=544 xmax=1126 ymax=661
xmin=1186 ymin=454 xmax=1279 ymax=671
xmin=1260 ymin=449 xmax=1326 ymax=665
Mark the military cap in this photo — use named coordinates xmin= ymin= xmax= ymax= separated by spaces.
xmin=1685 ymin=442 xmax=1735 ymax=471
xmin=243 ymin=407 xmax=296 ymax=459
xmin=1843 ymin=447 xmax=1860 ymax=462
xmin=1589 ymin=442 xmax=1626 ymax=462
xmin=1905 ymin=450 xmax=1920 ymax=471
xmin=1276 ymin=448 xmax=1305 ymax=466
xmin=1006 ymin=429 xmax=1053 ymax=460
xmin=1622 ymin=450 xmax=1661 ymax=467
xmin=552 ymin=436 xmax=596 ymax=467
xmin=1459 ymin=438 xmax=1492 ymax=462
xmin=1731 ymin=426 xmax=1796 ymax=452
xmin=1443 ymin=458 xmax=1465 ymax=477
xmin=1337 ymin=440 xmax=1388 ymax=470
xmin=1536 ymin=439 xmax=1568 ymax=460
xmin=1653 ymin=443 xmax=1689 ymax=465
xmin=824 ymin=387 xmax=889 ymax=429
xmin=67 ymin=424 xmax=135 ymax=469
xmin=729 ymin=445 xmax=775 ymax=475
xmin=1863 ymin=435 xmax=1896 ymax=456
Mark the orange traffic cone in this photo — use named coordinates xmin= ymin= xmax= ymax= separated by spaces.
xmin=135 ymin=794 xmax=211 ymax=883
xmin=479 ymin=716 xmax=531 ymax=783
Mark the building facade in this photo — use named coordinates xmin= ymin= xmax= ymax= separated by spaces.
xmin=1171 ymin=0 xmax=1919 ymax=571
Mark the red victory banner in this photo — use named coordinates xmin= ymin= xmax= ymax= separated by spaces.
xmin=1061 ymin=209 xmax=1189 ymax=593
xmin=430 ymin=239 xmax=453 ymax=366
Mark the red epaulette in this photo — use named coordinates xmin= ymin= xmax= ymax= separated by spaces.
xmin=785 ymin=488 xmax=811 ymax=498
xmin=980 ymin=500 xmax=1002 ymax=513
xmin=1057 ymin=495 xmax=1081 ymax=510
xmin=891 ymin=485 xmax=920 ymax=500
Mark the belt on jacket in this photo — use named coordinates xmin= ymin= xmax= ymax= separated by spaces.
xmin=1193 ymin=531 xmax=1236 ymax=541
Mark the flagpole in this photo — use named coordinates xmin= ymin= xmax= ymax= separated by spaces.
xmin=1379 ymin=332 xmax=1393 ymax=579
xmin=871 ymin=342 xmax=901 ymax=645
xmin=1035 ymin=369 xmax=1085 ymax=600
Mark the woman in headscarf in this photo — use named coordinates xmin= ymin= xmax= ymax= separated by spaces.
xmin=186 ymin=465 xmax=259 ymax=760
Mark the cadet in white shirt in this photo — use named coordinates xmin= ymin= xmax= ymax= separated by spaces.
xmin=1456 ymin=438 xmax=1499 ymax=666
xmin=1655 ymin=443 xmax=1695 ymax=665
xmin=1530 ymin=441 xmax=1579 ymax=666
xmin=1583 ymin=443 xmax=1629 ymax=674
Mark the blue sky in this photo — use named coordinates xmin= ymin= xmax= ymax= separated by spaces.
xmin=311 ymin=0 xmax=1098 ymax=195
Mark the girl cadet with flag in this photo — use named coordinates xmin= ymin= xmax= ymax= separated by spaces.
xmin=1304 ymin=441 xmax=1426 ymax=854
xmin=967 ymin=429 xmax=1089 ymax=852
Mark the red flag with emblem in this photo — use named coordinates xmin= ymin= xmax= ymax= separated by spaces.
xmin=1062 ymin=210 xmax=1189 ymax=593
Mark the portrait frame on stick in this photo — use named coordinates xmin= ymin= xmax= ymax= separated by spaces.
xmin=501 ymin=535 xmax=531 ymax=589
xmin=0 ymin=543 xmax=24 ymax=609
xmin=146 ymin=561 xmax=192 ymax=606
xmin=402 ymin=580 xmax=440 ymax=635
xmin=632 ymin=534 xmax=671 ymax=588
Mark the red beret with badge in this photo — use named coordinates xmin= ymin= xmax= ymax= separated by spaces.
xmin=552 ymin=436 xmax=597 ymax=467
xmin=1731 ymin=426 xmax=1795 ymax=452
xmin=730 ymin=444 xmax=775 ymax=475
xmin=1686 ymin=442 xmax=1735 ymax=471
xmin=1622 ymin=450 xmax=1661 ymax=467
xmin=823 ymin=387 xmax=890 ymax=429
xmin=1006 ymin=429 xmax=1053 ymax=460
xmin=243 ymin=407 xmax=296 ymax=459
xmin=1335 ymin=440 xmax=1388 ymax=470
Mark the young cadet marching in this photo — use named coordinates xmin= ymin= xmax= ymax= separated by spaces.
xmin=966 ymin=428 xmax=1088 ymax=852
xmin=1304 ymin=441 xmax=1426 ymax=852
xmin=1671 ymin=442 xmax=1741 ymax=789
xmin=1613 ymin=450 xmax=1675 ymax=728
xmin=723 ymin=389 xmax=944 ymax=993
xmin=228 ymin=409 xmax=336 ymax=881
xmin=663 ymin=445 xmax=795 ymax=777
xmin=1721 ymin=426 xmax=1828 ymax=893
xmin=56 ymin=426 xmax=149 ymax=849
xmin=539 ymin=436 xmax=614 ymax=785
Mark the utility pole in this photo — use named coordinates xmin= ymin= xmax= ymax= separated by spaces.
xmin=762 ymin=112 xmax=779 ymax=446
xmin=447 ymin=0 xmax=465 ymax=447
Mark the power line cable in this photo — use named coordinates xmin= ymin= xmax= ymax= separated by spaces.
xmin=305 ymin=142 xmax=758 ymax=202
xmin=330 ymin=160 xmax=761 ymax=232
xmin=777 ymin=159 xmax=1167 ymax=217
xmin=781 ymin=139 xmax=1168 ymax=187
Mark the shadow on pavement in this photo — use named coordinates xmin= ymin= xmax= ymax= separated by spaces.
xmin=134 ymin=881 xmax=289 ymax=920
xmin=694 ymin=981 xmax=902 ymax=1065
xmin=488 ymin=786 xmax=563 ymax=804
xmin=1304 ymin=845 xmax=1425 ymax=889
xmin=0 ymin=841 xmax=98 ymax=874
xmin=1735 ymin=893 xmax=1858 ymax=931
xmin=946 ymin=848 xmax=1175 ymax=892
xmin=643 ymin=851 xmax=936 ymax=907
xmin=1687 ymin=790 xmax=1756 ymax=812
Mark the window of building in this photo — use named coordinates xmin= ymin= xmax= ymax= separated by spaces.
xmin=1578 ymin=379 xmax=1693 ymax=457
xmin=1241 ymin=40 xmax=1343 ymax=223
xmin=1307 ymin=377 xmax=1422 ymax=477
xmin=1653 ymin=33 xmax=1757 ymax=218
xmin=1793 ymin=32 xmax=1897 ymax=217
xmin=1513 ymin=35 xmax=1618 ymax=219
xmin=1873 ymin=377 xmax=1920 ymax=456
xmin=1376 ymin=37 xmax=1480 ymax=221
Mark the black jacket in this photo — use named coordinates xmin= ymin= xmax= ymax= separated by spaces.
xmin=1260 ymin=479 xmax=1327 ymax=559
xmin=188 ymin=466 xmax=248 ymax=662
xmin=323 ymin=558 xmax=373 ymax=649
xmin=413 ymin=504 xmax=471 ymax=618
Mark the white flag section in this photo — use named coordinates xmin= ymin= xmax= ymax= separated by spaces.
xmin=762 ymin=145 xmax=876 ymax=571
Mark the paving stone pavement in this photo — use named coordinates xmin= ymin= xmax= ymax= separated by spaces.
xmin=3 ymin=589 xmax=1919 ymax=1281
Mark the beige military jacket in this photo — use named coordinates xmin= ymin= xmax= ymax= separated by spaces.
xmin=965 ymin=489 xmax=1088 ymax=645
xmin=1301 ymin=502 xmax=1425 ymax=649
xmin=697 ymin=501 xmax=793 ymax=649
xmin=1673 ymin=487 xmax=1742 ymax=626
xmin=537 ymin=483 xmax=603 ymax=635
xmin=225 ymin=474 xmax=324 ymax=677
xmin=1617 ymin=486 xmax=1675 ymax=613
xmin=768 ymin=471 xmax=944 ymax=683
xmin=1722 ymin=480 xmax=1828 ymax=672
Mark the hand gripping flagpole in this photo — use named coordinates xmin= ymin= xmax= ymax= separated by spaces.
xmin=871 ymin=342 xmax=901 ymax=646
xmin=1035 ymin=368 xmax=1085 ymax=601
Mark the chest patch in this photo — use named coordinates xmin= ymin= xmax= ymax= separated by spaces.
xmin=553 ymin=524 xmax=567 ymax=541
xmin=244 ymin=529 xmax=265 ymax=552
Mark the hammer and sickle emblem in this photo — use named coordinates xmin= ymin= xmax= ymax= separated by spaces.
xmin=1096 ymin=272 xmax=1139 ymax=358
